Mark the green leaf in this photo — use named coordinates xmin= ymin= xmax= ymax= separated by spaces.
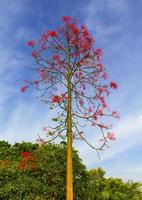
xmin=52 ymin=118 xmax=58 ymax=122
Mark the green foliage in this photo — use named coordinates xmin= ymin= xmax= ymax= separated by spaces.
xmin=0 ymin=142 xmax=88 ymax=199
xmin=0 ymin=141 xmax=142 ymax=199
xmin=88 ymin=168 xmax=142 ymax=200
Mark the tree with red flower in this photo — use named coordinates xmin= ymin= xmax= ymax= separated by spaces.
xmin=21 ymin=16 xmax=119 ymax=200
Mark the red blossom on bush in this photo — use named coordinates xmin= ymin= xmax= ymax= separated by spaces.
xmin=19 ymin=161 xmax=26 ymax=169
xmin=19 ymin=151 xmax=36 ymax=171
xmin=20 ymin=152 xmax=31 ymax=157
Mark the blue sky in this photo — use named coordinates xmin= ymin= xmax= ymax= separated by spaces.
xmin=0 ymin=0 xmax=142 ymax=182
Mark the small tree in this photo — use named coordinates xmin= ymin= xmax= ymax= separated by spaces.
xmin=21 ymin=16 xmax=119 ymax=200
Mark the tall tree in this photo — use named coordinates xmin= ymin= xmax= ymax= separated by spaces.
xmin=21 ymin=16 xmax=118 ymax=200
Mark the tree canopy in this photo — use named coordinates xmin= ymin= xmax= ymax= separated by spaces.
xmin=0 ymin=141 xmax=142 ymax=200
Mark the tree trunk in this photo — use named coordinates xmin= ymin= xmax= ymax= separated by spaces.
xmin=66 ymin=53 xmax=73 ymax=200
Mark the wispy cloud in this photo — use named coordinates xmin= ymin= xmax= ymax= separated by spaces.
xmin=0 ymin=101 xmax=54 ymax=143
xmin=82 ymin=0 xmax=129 ymax=47
xmin=76 ymin=113 xmax=142 ymax=166
xmin=106 ymin=162 xmax=142 ymax=182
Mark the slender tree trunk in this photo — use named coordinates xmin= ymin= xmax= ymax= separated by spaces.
xmin=66 ymin=52 xmax=73 ymax=200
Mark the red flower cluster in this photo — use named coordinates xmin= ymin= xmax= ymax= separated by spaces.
xmin=20 ymin=152 xmax=31 ymax=157
xmin=19 ymin=151 xmax=36 ymax=171
xmin=107 ymin=132 xmax=116 ymax=140
xmin=48 ymin=30 xmax=57 ymax=37
xmin=53 ymin=54 xmax=60 ymax=62
xmin=92 ymin=109 xmax=103 ymax=121
xmin=32 ymin=51 xmax=38 ymax=58
xmin=102 ymin=72 xmax=108 ymax=80
xmin=51 ymin=95 xmax=61 ymax=103
xmin=94 ymin=48 xmax=102 ymax=60
xmin=78 ymin=25 xmax=93 ymax=53
xmin=75 ymin=71 xmax=84 ymax=78
xmin=112 ymin=111 xmax=119 ymax=119
xmin=99 ymin=96 xmax=107 ymax=108
xmin=62 ymin=16 xmax=71 ymax=22
xmin=27 ymin=40 xmax=35 ymax=47
xmin=110 ymin=81 xmax=118 ymax=89
xmin=97 ymin=63 xmax=104 ymax=71
xmin=20 ymin=86 xmax=27 ymax=93
xmin=79 ymin=99 xmax=84 ymax=106
xmin=38 ymin=69 xmax=47 ymax=79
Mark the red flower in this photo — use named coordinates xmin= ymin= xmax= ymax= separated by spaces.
xmin=107 ymin=132 xmax=116 ymax=140
xmin=88 ymin=107 xmax=93 ymax=112
xmin=20 ymin=152 xmax=31 ymax=157
xmin=71 ymin=39 xmax=77 ymax=46
xmin=19 ymin=161 xmax=26 ymax=169
xmin=79 ymin=99 xmax=84 ymax=106
xmin=41 ymin=32 xmax=49 ymax=40
xmin=110 ymin=81 xmax=118 ymax=89
xmin=102 ymin=72 xmax=108 ymax=80
xmin=48 ymin=30 xmax=57 ymax=37
xmin=51 ymin=95 xmax=61 ymax=103
xmin=43 ymin=127 xmax=48 ymax=132
xmin=72 ymin=27 xmax=79 ymax=34
xmin=75 ymin=71 xmax=83 ymax=78
xmin=97 ymin=109 xmax=103 ymax=116
xmin=32 ymin=51 xmax=38 ymax=58
xmin=27 ymin=40 xmax=35 ymax=47
xmin=62 ymin=16 xmax=71 ymax=22
xmin=99 ymin=96 xmax=107 ymax=108
xmin=38 ymin=69 xmax=47 ymax=79
xmin=20 ymin=86 xmax=27 ymax=93
xmin=33 ymin=80 xmax=39 ymax=85
xmin=112 ymin=111 xmax=119 ymax=119
xmin=97 ymin=63 xmax=104 ymax=71
xmin=53 ymin=54 xmax=60 ymax=62
xmin=94 ymin=48 xmax=102 ymax=59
